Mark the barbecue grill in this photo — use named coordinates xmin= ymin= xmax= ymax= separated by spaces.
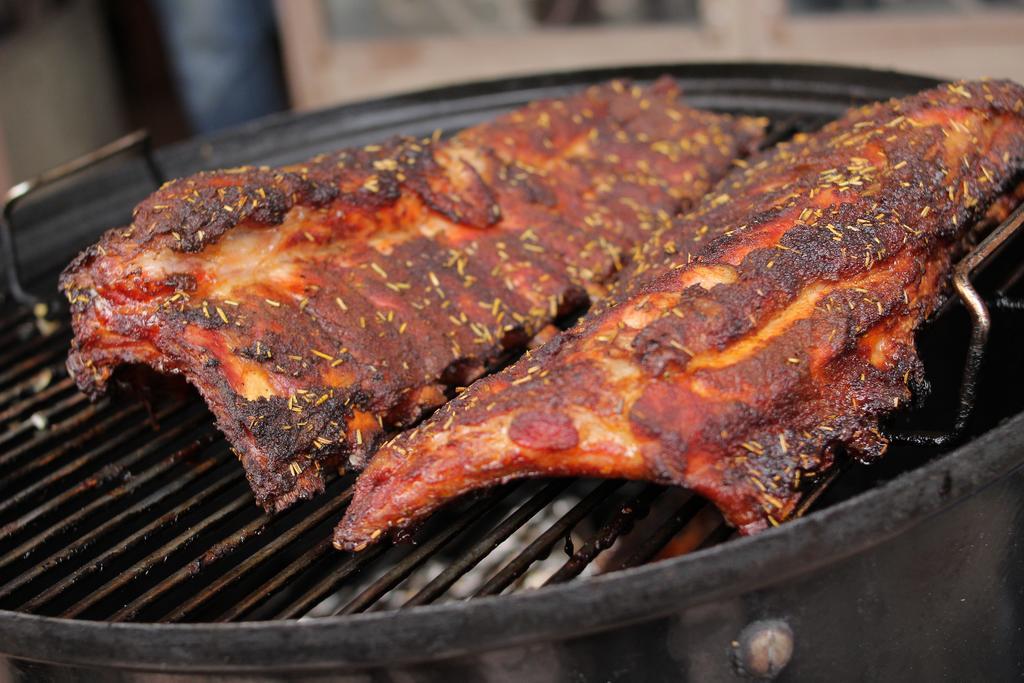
xmin=1 ymin=63 xmax=1023 ymax=682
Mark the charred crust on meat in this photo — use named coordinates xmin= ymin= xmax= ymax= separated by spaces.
xmin=61 ymin=77 xmax=770 ymax=512
xmin=333 ymin=79 xmax=1024 ymax=549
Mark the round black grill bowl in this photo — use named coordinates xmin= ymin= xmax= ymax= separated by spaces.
xmin=1 ymin=63 xmax=1022 ymax=682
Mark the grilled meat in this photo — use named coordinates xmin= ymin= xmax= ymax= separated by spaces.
xmin=61 ymin=78 xmax=765 ymax=512
xmin=335 ymin=80 xmax=1024 ymax=550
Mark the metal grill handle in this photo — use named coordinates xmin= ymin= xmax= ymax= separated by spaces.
xmin=0 ymin=130 xmax=163 ymax=306
xmin=889 ymin=201 xmax=1024 ymax=447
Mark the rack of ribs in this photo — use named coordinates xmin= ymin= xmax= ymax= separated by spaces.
xmin=335 ymin=80 xmax=1024 ymax=551
xmin=61 ymin=78 xmax=766 ymax=512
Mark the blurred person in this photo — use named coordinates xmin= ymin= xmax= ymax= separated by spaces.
xmin=150 ymin=0 xmax=287 ymax=134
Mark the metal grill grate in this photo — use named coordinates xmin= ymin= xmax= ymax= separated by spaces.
xmin=1 ymin=85 xmax=1022 ymax=628
xmin=0 ymin=326 xmax=744 ymax=624
xmin=0 ymin=338 xmax=737 ymax=624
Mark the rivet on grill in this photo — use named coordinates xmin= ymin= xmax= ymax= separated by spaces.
xmin=731 ymin=619 xmax=794 ymax=680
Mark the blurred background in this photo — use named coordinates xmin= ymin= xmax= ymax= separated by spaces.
xmin=1 ymin=0 xmax=1023 ymax=193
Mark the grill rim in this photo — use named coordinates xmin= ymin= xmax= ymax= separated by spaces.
xmin=3 ymin=61 xmax=1017 ymax=673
